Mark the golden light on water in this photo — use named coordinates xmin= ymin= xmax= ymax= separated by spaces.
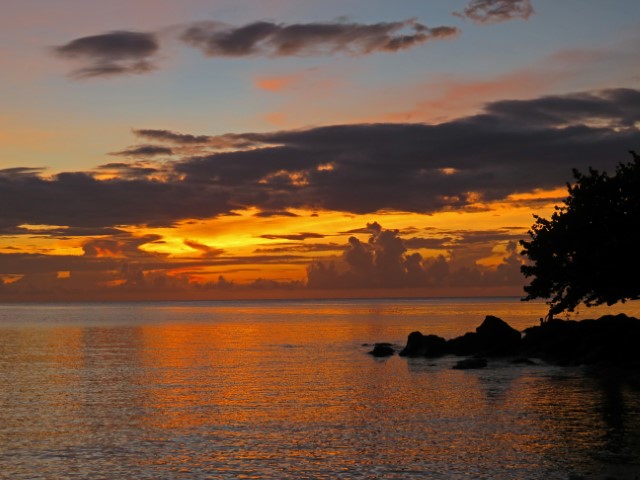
xmin=2 ymin=300 xmax=639 ymax=477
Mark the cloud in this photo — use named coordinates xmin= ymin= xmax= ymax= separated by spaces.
xmin=94 ymin=162 xmax=164 ymax=180
xmin=54 ymin=31 xmax=159 ymax=78
xmin=485 ymin=88 xmax=640 ymax=127
xmin=173 ymin=88 xmax=640 ymax=215
xmin=183 ymin=239 xmax=224 ymax=258
xmin=133 ymin=128 xmax=213 ymax=145
xmin=253 ymin=210 xmax=299 ymax=218
xmin=260 ymin=232 xmax=326 ymax=241
xmin=0 ymin=170 xmax=232 ymax=229
xmin=82 ymin=234 xmax=162 ymax=258
xmin=180 ymin=19 xmax=459 ymax=57
xmin=0 ymin=167 xmax=45 ymax=177
xmin=132 ymin=128 xmax=262 ymax=149
xmin=2 ymin=88 xmax=639 ymax=231
xmin=53 ymin=19 xmax=458 ymax=78
xmin=306 ymin=224 xmax=524 ymax=289
xmin=454 ymin=0 xmax=534 ymax=24
xmin=110 ymin=145 xmax=174 ymax=157
xmin=341 ymin=223 xmax=383 ymax=235
xmin=254 ymin=243 xmax=346 ymax=254
xmin=0 ymin=225 xmax=125 ymax=237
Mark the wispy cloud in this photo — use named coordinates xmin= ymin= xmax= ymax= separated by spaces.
xmin=183 ymin=239 xmax=225 ymax=258
xmin=53 ymin=31 xmax=160 ymax=78
xmin=180 ymin=19 xmax=459 ymax=57
xmin=132 ymin=128 xmax=261 ymax=149
xmin=260 ymin=233 xmax=326 ymax=241
xmin=109 ymin=145 xmax=174 ymax=157
xmin=53 ymin=19 xmax=459 ymax=78
xmin=454 ymin=0 xmax=534 ymax=24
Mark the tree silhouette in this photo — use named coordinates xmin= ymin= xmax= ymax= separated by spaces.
xmin=521 ymin=151 xmax=640 ymax=317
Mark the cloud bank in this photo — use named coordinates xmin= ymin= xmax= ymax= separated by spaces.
xmin=0 ymin=221 xmax=524 ymax=299
xmin=2 ymin=88 xmax=639 ymax=231
xmin=307 ymin=223 xmax=523 ymax=289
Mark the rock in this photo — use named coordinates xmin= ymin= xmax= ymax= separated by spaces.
xmin=390 ymin=314 xmax=640 ymax=371
xmin=475 ymin=315 xmax=521 ymax=355
xmin=447 ymin=332 xmax=480 ymax=355
xmin=452 ymin=357 xmax=488 ymax=370
xmin=399 ymin=332 xmax=448 ymax=358
xmin=522 ymin=314 xmax=640 ymax=367
xmin=368 ymin=343 xmax=395 ymax=357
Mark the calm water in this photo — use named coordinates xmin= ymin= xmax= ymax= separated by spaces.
xmin=1 ymin=298 xmax=639 ymax=479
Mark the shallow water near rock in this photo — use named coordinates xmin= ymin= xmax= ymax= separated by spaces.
xmin=1 ymin=298 xmax=639 ymax=479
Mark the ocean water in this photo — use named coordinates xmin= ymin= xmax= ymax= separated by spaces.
xmin=1 ymin=298 xmax=639 ymax=479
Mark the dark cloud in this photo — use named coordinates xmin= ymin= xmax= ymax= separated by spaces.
xmin=2 ymin=88 xmax=639 ymax=231
xmin=0 ymin=167 xmax=46 ymax=178
xmin=54 ymin=31 xmax=159 ymax=78
xmin=180 ymin=19 xmax=459 ymax=57
xmin=183 ymin=239 xmax=224 ymax=258
xmin=0 ymin=225 xmax=125 ymax=238
xmin=253 ymin=210 xmax=299 ymax=218
xmin=306 ymin=224 xmax=523 ymax=289
xmin=95 ymin=162 xmax=163 ymax=180
xmin=54 ymin=19 xmax=458 ymax=78
xmin=82 ymin=234 xmax=162 ymax=258
xmin=260 ymin=233 xmax=326 ymax=241
xmin=133 ymin=128 xmax=261 ymax=149
xmin=340 ymin=223 xmax=383 ymax=235
xmin=450 ymin=229 xmax=526 ymax=245
xmin=133 ymin=129 xmax=214 ymax=145
xmin=110 ymin=145 xmax=174 ymax=157
xmin=174 ymin=88 xmax=640 ymax=215
xmin=486 ymin=88 xmax=640 ymax=128
xmin=454 ymin=0 xmax=534 ymax=24
xmin=254 ymin=243 xmax=346 ymax=254
xmin=0 ymin=170 xmax=232 ymax=229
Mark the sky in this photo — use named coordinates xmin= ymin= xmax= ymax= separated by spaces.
xmin=1 ymin=0 xmax=639 ymax=301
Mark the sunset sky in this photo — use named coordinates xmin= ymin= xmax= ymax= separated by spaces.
xmin=1 ymin=0 xmax=639 ymax=301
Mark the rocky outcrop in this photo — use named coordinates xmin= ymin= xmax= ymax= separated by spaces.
xmin=475 ymin=315 xmax=521 ymax=354
xmin=399 ymin=332 xmax=447 ymax=357
xmin=368 ymin=343 xmax=395 ymax=357
xmin=521 ymin=313 xmax=640 ymax=368
xmin=447 ymin=315 xmax=521 ymax=356
xmin=390 ymin=313 xmax=640 ymax=370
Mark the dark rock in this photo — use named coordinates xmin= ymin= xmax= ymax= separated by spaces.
xmin=399 ymin=332 xmax=447 ymax=358
xmin=475 ymin=315 xmax=521 ymax=355
xmin=522 ymin=313 xmax=640 ymax=367
xmin=368 ymin=343 xmax=395 ymax=357
xmin=392 ymin=314 xmax=640 ymax=371
xmin=453 ymin=357 xmax=488 ymax=370
xmin=447 ymin=332 xmax=480 ymax=355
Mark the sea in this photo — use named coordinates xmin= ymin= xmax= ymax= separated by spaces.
xmin=1 ymin=297 xmax=639 ymax=479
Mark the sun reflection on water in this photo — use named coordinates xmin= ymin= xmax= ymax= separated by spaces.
xmin=0 ymin=299 xmax=639 ymax=478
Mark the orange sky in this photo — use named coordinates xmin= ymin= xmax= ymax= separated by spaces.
xmin=1 ymin=0 xmax=639 ymax=301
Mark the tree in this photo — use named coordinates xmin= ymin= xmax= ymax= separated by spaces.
xmin=520 ymin=151 xmax=640 ymax=317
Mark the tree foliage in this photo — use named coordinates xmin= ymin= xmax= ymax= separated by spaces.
xmin=521 ymin=151 xmax=640 ymax=316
